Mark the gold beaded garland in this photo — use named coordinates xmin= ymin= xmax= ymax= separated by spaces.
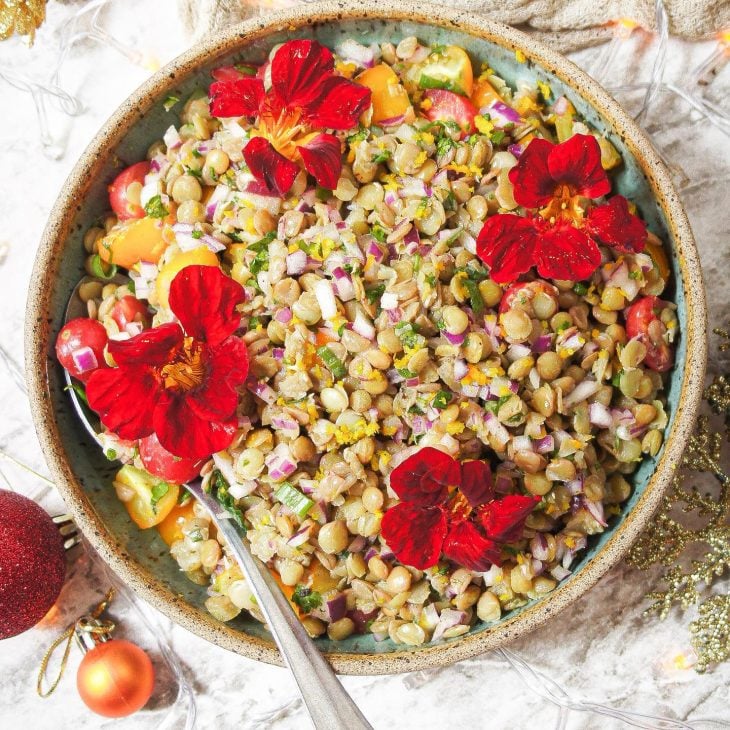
xmin=627 ymin=327 xmax=730 ymax=673
xmin=0 ymin=0 xmax=47 ymax=43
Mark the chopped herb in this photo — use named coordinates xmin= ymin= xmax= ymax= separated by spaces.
xmin=556 ymin=320 xmax=570 ymax=333
xmin=144 ymin=194 xmax=169 ymax=218
xmin=573 ymin=282 xmax=589 ymax=296
xmin=419 ymin=73 xmax=458 ymax=94
xmin=337 ymin=321 xmax=346 ymax=337
xmin=127 ymin=281 xmax=136 ymax=293
xmin=249 ymin=249 xmax=269 ymax=276
xmin=291 ymin=585 xmax=322 ymax=613
xmin=185 ymin=165 xmax=203 ymax=180
xmin=466 ymin=134 xmax=479 ymax=146
xmin=629 ymin=269 xmax=641 ymax=280
xmin=430 ymin=44 xmax=447 ymax=55
xmin=408 ymin=404 xmax=425 ymax=415
xmin=425 ymin=273 xmax=437 ymax=287
xmin=234 ymin=63 xmax=257 ymax=76
xmin=105 ymin=448 xmax=117 ymax=461
xmin=274 ymin=483 xmax=314 ymax=519
xmin=191 ymin=148 xmax=203 ymax=159
xmin=178 ymin=490 xmax=192 ymax=506
xmin=208 ymin=166 xmax=219 ymax=182
xmin=435 ymin=134 xmax=458 ymax=158
xmin=490 ymin=130 xmax=506 ymax=146
xmin=188 ymin=528 xmax=203 ymax=542
xmin=248 ymin=316 xmax=262 ymax=329
xmin=89 ymin=254 xmax=117 ymax=280
xmin=371 ymin=225 xmax=387 ymax=243
xmin=443 ymin=190 xmax=456 ymax=212
xmin=372 ymin=148 xmax=391 ymax=164
xmin=413 ymin=253 xmax=422 ymax=274
xmin=432 ymin=390 xmax=453 ymax=409
xmin=163 ymin=95 xmax=180 ymax=112
xmin=317 ymin=346 xmax=347 ymax=379
xmin=365 ymin=283 xmax=385 ymax=304
xmin=315 ymin=186 xmax=330 ymax=201
xmin=397 ymin=367 xmax=417 ymax=379
xmin=611 ymin=371 xmax=622 ymax=387
xmin=150 ymin=482 xmax=170 ymax=512
xmin=346 ymin=125 xmax=368 ymax=144
xmin=191 ymin=229 xmax=203 ymax=239
xmin=206 ymin=470 xmax=246 ymax=531
xmin=64 ymin=382 xmax=88 ymax=405
xmin=395 ymin=321 xmax=424 ymax=349
xmin=343 ymin=263 xmax=355 ymax=274
xmin=462 ymin=277 xmax=485 ymax=314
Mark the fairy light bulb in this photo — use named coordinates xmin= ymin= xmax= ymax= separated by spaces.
xmin=589 ymin=17 xmax=642 ymax=84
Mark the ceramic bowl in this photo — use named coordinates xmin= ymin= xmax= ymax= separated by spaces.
xmin=26 ymin=0 xmax=707 ymax=674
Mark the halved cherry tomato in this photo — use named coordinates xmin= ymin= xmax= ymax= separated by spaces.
xmin=423 ymin=89 xmax=477 ymax=134
xmin=139 ymin=433 xmax=204 ymax=485
xmin=111 ymin=296 xmax=151 ymax=331
xmin=108 ymin=161 xmax=150 ymax=221
xmin=355 ymin=64 xmax=412 ymax=124
xmin=625 ymin=296 xmax=674 ymax=372
xmin=499 ymin=281 xmax=559 ymax=314
xmin=470 ymin=78 xmax=503 ymax=110
xmin=114 ymin=464 xmax=180 ymax=529
xmin=418 ymin=45 xmax=474 ymax=97
xmin=155 ymin=248 xmax=220 ymax=309
xmin=55 ymin=318 xmax=108 ymax=383
xmin=156 ymin=499 xmax=196 ymax=546
xmin=98 ymin=216 xmax=168 ymax=270
xmin=211 ymin=64 xmax=257 ymax=82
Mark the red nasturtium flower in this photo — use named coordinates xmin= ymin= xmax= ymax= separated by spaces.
xmin=209 ymin=40 xmax=371 ymax=196
xmin=86 ymin=266 xmax=249 ymax=460
xmin=380 ymin=447 xmax=539 ymax=571
xmin=476 ymin=134 xmax=647 ymax=283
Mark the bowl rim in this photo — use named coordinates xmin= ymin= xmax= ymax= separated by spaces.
xmin=25 ymin=0 xmax=707 ymax=675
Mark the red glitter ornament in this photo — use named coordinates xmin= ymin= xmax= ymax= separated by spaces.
xmin=0 ymin=490 xmax=66 ymax=639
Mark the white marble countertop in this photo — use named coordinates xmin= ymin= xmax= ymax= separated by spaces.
xmin=0 ymin=2 xmax=729 ymax=728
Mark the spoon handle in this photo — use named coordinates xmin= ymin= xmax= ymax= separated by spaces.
xmin=186 ymin=482 xmax=372 ymax=730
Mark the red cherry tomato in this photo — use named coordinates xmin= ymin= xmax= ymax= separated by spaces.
xmin=212 ymin=65 xmax=258 ymax=82
xmin=625 ymin=296 xmax=674 ymax=372
xmin=499 ymin=281 xmax=559 ymax=314
xmin=108 ymin=161 xmax=150 ymax=221
xmin=423 ymin=89 xmax=477 ymax=134
xmin=55 ymin=318 xmax=108 ymax=383
xmin=139 ymin=433 xmax=204 ymax=484
xmin=111 ymin=296 xmax=151 ymax=331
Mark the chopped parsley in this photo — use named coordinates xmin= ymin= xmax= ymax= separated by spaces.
xmin=64 ymin=382 xmax=88 ymax=406
xmin=249 ymin=231 xmax=276 ymax=251
xmin=317 ymin=346 xmax=347 ymax=379
xmin=372 ymin=148 xmax=391 ymax=164
xmin=573 ymin=282 xmax=589 ymax=296
xmin=291 ymin=585 xmax=322 ymax=613
xmin=432 ymin=390 xmax=453 ymax=409
xmin=365 ymin=283 xmax=385 ymax=304
xmin=274 ymin=483 xmax=314 ymax=519
xmin=163 ymin=95 xmax=180 ymax=112
xmin=435 ymin=134 xmax=457 ymax=158
xmin=490 ymin=130 xmax=506 ymax=146
xmin=206 ymin=470 xmax=246 ymax=531
xmin=144 ymin=195 xmax=169 ymax=219
xmin=371 ymin=225 xmax=387 ymax=243
xmin=104 ymin=448 xmax=117 ymax=461
xmin=150 ymin=482 xmax=170 ymax=512
xmin=462 ymin=277 xmax=485 ymax=314
xmin=346 ymin=125 xmax=368 ymax=144
xmin=178 ymin=490 xmax=192 ymax=506
xmin=395 ymin=321 xmax=424 ymax=349
xmin=191 ymin=229 xmax=203 ymax=239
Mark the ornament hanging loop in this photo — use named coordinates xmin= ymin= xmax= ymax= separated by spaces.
xmin=37 ymin=589 xmax=115 ymax=698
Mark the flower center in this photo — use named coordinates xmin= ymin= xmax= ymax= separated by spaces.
xmin=160 ymin=337 xmax=207 ymax=393
xmin=539 ymin=183 xmax=585 ymax=226
xmin=257 ymin=104 xmax=309 ymax=161
xmin=448 ymin=490 xmax=472 ymax=523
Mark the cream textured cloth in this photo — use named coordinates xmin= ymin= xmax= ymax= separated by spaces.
xmin=180 ymin=0 xmax=729 ymax=51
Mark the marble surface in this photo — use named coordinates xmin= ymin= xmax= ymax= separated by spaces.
xmin=0 ymin=1 xmax=729 ymax=728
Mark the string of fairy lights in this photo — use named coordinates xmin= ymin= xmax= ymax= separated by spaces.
xmin=0 ymin=1 xmax=729 ymax=727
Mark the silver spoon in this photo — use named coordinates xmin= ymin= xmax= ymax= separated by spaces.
xmin=64 ymin=276 xmax=372 ymax=730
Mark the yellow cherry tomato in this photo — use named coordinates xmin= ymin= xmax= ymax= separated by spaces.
xmin=645 ymin=238 xmax=670 ymax=282
xmin=418 ymin=45 xmax=474 ymax=97
xmin=99 ymin=216 xmax=168 ymax=269
xmin=307 ymin=561 xmax=340 ymax=594
xmin=355 ymin=64 xmax=412 ymax=123
xmin=115 ymin=465 xmax=180 ymax=530
xmin=470 ymin=78 xmax=502 ymax=109
xmin=155 ymin=247 xmax=220 ymax=309
xmin=156 ymin=499 xmax=196 ymax=546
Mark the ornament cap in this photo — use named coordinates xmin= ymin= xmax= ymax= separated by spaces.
xmin=74 ymin=617 xmax=115 ymax=654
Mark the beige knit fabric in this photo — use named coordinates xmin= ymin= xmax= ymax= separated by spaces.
xmin=179 ymin=0 xmax=729 ymax=51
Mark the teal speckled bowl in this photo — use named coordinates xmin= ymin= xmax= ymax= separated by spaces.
xmin=26 ymin=1 xmax=707 ymax=674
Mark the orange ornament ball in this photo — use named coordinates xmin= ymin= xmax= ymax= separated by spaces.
xmin=76 ymin=639 xmax=155 ymax=717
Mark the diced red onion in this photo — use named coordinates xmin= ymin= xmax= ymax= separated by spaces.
xmin=488 ymin=100 xmax=522 ymax=126
xmin=338 ymin=39 xmax=376 ymax=68
xmin=533 ymin=434 xmax=554 ymax=454
xmin=286 ymin=250 xmax=307 ymax=276
xmin=366 ymin=240 xmax=385 ymax=262
xmin=353 ymin=310 xmax=376 ymax=340
xmin=550 ymin=565 xmax=571 ymax=582
xmin=483 ymin=411 xmax=510 ymax=448
xmin=271 ymin=415 xmax=300 ymax=436
xmin=589 ymin=402 xmax=612 ymax=428
xmin=347 ymin=535 xmax=367 ymax=553
xmin=314 ymin=279 xmax=338 ymax=320
xmin=405 ymin=377 xmax=420 ymax=388
xmin=419 ymin=603 xmax=440 ymax=631
xmin=287 ymin=525 xmax=313 ymax=547
xmin=566 ymin=477 xmax=584 ymax=496
xmin=506 ymin=343 xmax=531 ymax=361
xmin=332 ymin=267 xmax=355 ymax=302
xmin=453 ymin=358 xmax=469 ymax=380
xmin=512 ymin=435 xmax=533 ymax=452
xmin=172 ymin=223 xmax=226 ymax=253
xmin=530 ymin=534 xmax=550 ymax=561
xmin=163 ymin=125 xmax=181 ymax=150
xmin=381 ymin=292 xmax=399 ymax=310
xmin=275 ymin=307 xmax=292 ymax=324
xmin=324 ymin=593 xmax=348 ymax=622
xmin=246 ymin=379 xmax=276 ymax=404
xmin=265 ymin=443 xmax=297 ymax=482
xmin=553 ymin=95 xmax=569 ymax=115
xmin=443 ymin=330 xmax=466 ymax=346
xmin=507 ymin=143 xmax=523 ymax=158
xmin=378 ymin=113 xmax=407 ymax=127
xmin=71 ymin=347 xmax=98 ymax=374
xmin=532 ymin=334 xmax=553 ymax=353
xmin=585 ymin=499 xmax=608 ymax=527
xmin=432 ymin=609 xmax=467 ymax=641
xmin=562 ymin=379 xmax=601 ymax=409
